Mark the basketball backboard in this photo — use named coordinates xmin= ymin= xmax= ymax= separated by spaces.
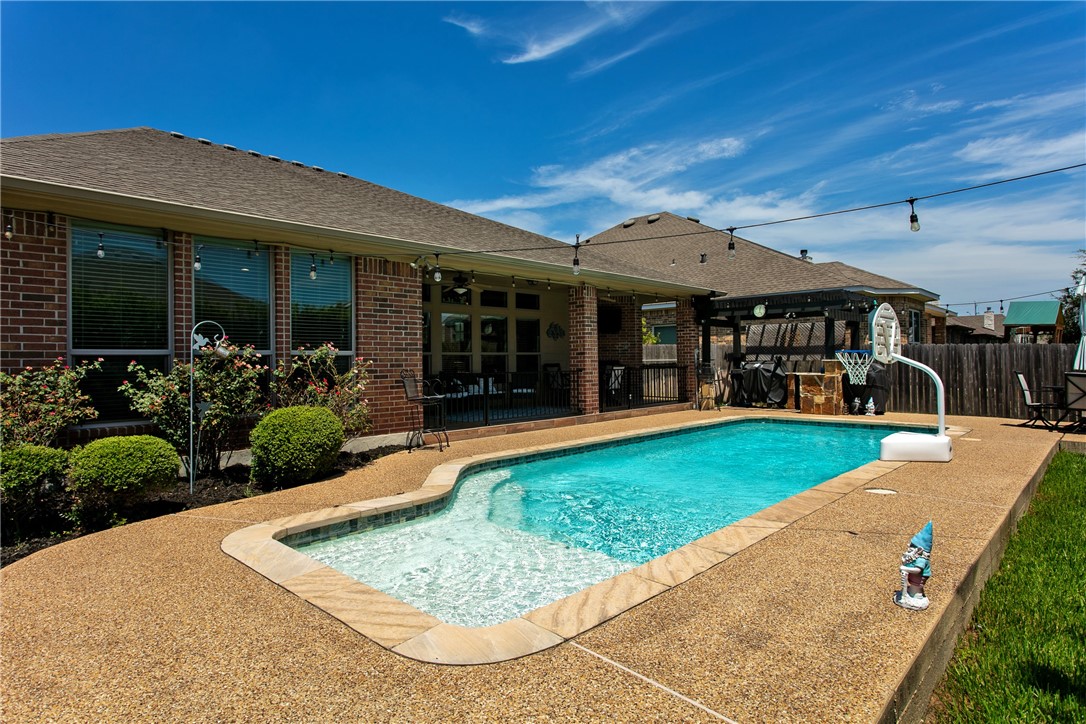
xmin=872 ymin=303 xmax=901 ymax=363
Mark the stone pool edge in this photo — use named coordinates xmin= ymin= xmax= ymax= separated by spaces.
xmin=221 ymin=415 xmax=968 ymax=665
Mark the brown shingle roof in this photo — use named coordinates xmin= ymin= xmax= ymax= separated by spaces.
xmin=2 ymin=127 xmax=674 ymax=284
xmin=586 ymin=212 xmax=858 ymax=297
xmin=587 ymin=212 xmax=938 ymax=300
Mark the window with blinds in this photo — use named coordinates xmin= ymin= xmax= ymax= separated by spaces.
xmin=193 ymin=237 xmax=271 ymax=353
xmin=70 ymin=221 xmax=170 ymax=422
xmin=290 ymin=251 xmax=352 ymax=353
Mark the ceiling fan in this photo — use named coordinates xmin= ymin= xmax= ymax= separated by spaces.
xmin=448 ymin=273 xmax=472 ymax=295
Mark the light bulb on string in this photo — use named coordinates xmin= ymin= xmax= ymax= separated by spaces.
xmin=193 ymin=245 xmax=203 ymax=271
xmin=432 ymin=253 xmax=442 ymax=282
xmin=309 ymin=253 xmax=317 ymax=280
xmin=727 ymin=227 xmax=737 ymax=260
xmin=908 ymin=198 xmax=920 ymax=232
xmin=97 ymin=233 xmax=106 ymax=259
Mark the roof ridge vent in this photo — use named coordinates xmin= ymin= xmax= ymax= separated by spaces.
xmin=267 ymin=155 xmax=281 ymax=162
xmin=196 ymin=138 xmax=211 ymax=145
xmin=223 ymin=144 xmax=238 ymax=151
xmin=247 ymin=150 xmax=262 ymax=157
xmin=337 ymin=172 xmax=349 ymax=178
xmin=168 ymin=131 xmax=185 ymax=139
xmin=622 ymin=218 xmax=636 ymax=228
xmin=686 ymin=216 xmax=701 ymax=223
xmin=647 ymin=214 xmax=661 ymax=223
xmin=290 ymin=160 xmax=304 ymax=167
xmin=312 ymin=166 xmax=324 ymax=172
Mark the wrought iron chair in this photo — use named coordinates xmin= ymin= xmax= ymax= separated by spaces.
xmin=1014 ymin=370 xmax=1060 ymax=430
xmin=400 ymin=369 xmax=449 ymax=452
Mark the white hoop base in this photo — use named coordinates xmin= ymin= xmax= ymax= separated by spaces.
xmin=880 ymin=431 xmax=953 ymax=462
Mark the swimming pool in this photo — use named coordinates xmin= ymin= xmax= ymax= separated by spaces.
xmin=289 ymin=419 xmax=906 ymax=627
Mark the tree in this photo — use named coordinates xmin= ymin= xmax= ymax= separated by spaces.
xmin=1056 ymin=249 xmax=1085 ymax=344
xmin=641 ymin=317 xmax=660 ymax=345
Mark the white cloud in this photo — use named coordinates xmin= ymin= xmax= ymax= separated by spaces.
xmin=447 ymin=134 xmax=748 ymax=218
xmin=444 ymin=2 xmax=660 ymax=65
xmin=954 ymin=131 xmax=1086 ymax=178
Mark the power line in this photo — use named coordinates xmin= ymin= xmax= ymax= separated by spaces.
xmin=941 ymin=286 xmax=1073 ymax=308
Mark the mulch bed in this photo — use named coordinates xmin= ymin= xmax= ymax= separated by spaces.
xmin=0 ymin=445 xmax=402 ymax=569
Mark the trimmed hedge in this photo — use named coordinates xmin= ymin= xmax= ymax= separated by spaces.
xmin=67 ymin=435 xmax=180 ymax=529
xmin=250 ymin=406 xmax=344 ymax=487
xmin=0 ymin=444 xmax=70 ymax=544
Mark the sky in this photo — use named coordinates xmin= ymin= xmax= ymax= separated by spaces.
xmin=2 ymin=1 xmax=1084 ymax=312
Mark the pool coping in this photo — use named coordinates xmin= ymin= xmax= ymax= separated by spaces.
xmin=221 ymin=415 xmax=970 ymax=665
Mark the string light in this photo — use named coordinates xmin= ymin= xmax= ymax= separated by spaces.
xmin=97 ymin=233 xmax=106 ymax=259
xmin=432 ymin=253 xmax=442 ymax=282
xmin=907 ymin=198 xmax=920 ymax=232
xmin=726 ymin=227 xmax=736 ymax=260
xmin=3 ymin=223 xmax=12 ymax=241
xmin=424 ymin=163 xmax=1085 ymax=268
xmin=193 ymin=245 xmax=203 ymax=271
xmin=309 ymin=253 xmax=317 ymax=280
xmin=943 ymin=287 xmax=1072 ymax=308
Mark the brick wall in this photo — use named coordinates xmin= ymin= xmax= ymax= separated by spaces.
xmin=355 ymin=257 xmax=421 ymax=434
xmin=0 ymin=208 xmax=68 ymax=371
xmin=675 ymin=297 xmax=698 ymax=402
xmin=568 ymin=284 xmax=599 ymax=414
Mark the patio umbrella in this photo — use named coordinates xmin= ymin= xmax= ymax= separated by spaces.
xmin=1076 ymin=275 xmax=1086 ymax=370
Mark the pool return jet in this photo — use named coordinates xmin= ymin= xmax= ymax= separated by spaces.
xmin=837 ymin=303 xmax=953 ymax=462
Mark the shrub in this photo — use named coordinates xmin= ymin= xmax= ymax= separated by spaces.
xmin=119 ymin=343 xmax=267 ymax=479
xmin=272 ymin=344 xmax=371 ymax=439
xmin=1 ymin=357 xmax=103 ymax=447
xmin=250 ymin=406 xmax=344 ymax=488
xmin=0 ymin=445 xmax=70 ymax=544
xmin=67 ymin=435 xmax=180 ymax=530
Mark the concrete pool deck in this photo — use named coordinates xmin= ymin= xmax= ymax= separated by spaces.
xmin=1 ymin=409 xmax=1079 ymax=722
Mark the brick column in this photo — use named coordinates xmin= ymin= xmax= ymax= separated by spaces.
xmin=0 ymin=208 xmax=68 ymax=371
xmin=172 ymin=232 xmax=194 ymax=362
xmin=568 ymin=284 xmax=599 ymax=415
xmin=356 ymin=257 xmax=421 ymax=434
xmin=675 ymin=297 xmax=698 ymax=403
xmin=272 ymin=245 xmax=291 ymax=362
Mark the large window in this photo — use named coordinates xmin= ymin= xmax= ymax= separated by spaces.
xmin=194 ymin=236 xmax=271 ymax=354
xmin=290 ymin=251 xmax=352 ymax=364
xmin=70 ymin=221 xmax=170 ymax=422
xmin=441 ymin=312 xmax=471 ymax=373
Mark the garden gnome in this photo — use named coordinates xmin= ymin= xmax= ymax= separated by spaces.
xmin=894 ymin=521 xmax=932 ymax=611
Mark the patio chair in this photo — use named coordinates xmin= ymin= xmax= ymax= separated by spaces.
xmin=1014 ymin=370 xmax=1060 ymax=430
xmin=1060 ymin=371 xmax=1086 ymax=433
xmin=400 ymin=369 xmax=449 ymax=452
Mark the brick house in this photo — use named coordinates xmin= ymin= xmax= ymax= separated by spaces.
xmin=1 ymin=128 xmax=710 ymax=439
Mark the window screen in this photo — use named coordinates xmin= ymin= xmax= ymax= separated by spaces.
xmin=70 ymin=221 xmax=170 ymax=422
xmin=194 ymin=237 xmax=271 ymax=352
xmin=291 ymin=252 xmax=352 ymax=351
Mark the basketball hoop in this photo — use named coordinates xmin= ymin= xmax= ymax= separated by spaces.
xmin=836 ymin=349 xmax=874 ymax=385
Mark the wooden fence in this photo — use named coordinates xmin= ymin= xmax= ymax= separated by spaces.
xmin=644 ymin=342 xmax=1078 ymax=420
xmin=890 ymin=343 xmax=1076 ymax=420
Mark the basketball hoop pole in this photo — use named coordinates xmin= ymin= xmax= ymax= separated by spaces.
xmin=891 ymin=353 xmax=946 ymax=436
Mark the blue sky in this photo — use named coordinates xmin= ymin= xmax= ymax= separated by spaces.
xmin=2 ymin=1 xmax=1084 ymax=312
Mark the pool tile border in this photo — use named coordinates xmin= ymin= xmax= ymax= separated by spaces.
xmin=221 ymin=416 xmax=968 ymax=665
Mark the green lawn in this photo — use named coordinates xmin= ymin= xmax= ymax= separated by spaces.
xmin=928 ymin=451 xmax=1086 ymax=722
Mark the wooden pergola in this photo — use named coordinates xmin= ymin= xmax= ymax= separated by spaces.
xmin=696 ymin=289 xmax=875 ymax=366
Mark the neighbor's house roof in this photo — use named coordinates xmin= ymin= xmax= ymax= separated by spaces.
xmin=946 ymin=313 xmax=1005 ymax=339
xmin=586 ymin=212 xmax=939 ymax=302
xmin=0 ymin=127 xmax=707 ymax=295
xmin=1002 ymin=300 xmax=1064 ymax=327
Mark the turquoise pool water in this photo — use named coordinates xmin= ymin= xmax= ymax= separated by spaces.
xmin=295 ymin=419 xmax=901 ymax=627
